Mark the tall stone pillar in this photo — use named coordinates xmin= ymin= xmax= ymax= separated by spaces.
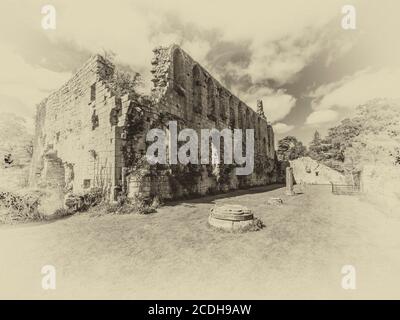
xmin=285 ymin=167 xmax=295 ymax=196
xmin=110 ymin=126 xmax=123 ymax=202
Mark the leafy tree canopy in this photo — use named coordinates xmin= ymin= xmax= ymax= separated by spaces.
xmin=277 ymin=136 xmax=306 ymax=161
xmin=307 ymin=98 xmax=400 ymax=172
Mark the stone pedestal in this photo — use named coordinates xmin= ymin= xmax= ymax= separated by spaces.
xmin=267 ymin=197 xmax=283 ymax=205
xmin=285 ymin=167 xmax=295 ymax=196
xmin=208 ymin=204 xmax=254 ymax=232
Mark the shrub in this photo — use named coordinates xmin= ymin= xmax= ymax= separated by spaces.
xmin=235 ymin=217 xmax=265 ymax=233
xmin=0 ymin=190 xmax=44 ymax=223
xmin=0 ymin=188 xmax=88 ymax=224
xmin=65 ymin=188 xmax=104 ymax=212
xmin=89 ymin=194 xmax=157 ymax=217
xmin=82 ymin=188 xmax=104 ymax=209
xmin=249 ymin=217 xmax=265 ymax=231
xmin=50 ymin=208 xmax=74 ymax=220
xmin=115 ymin=194 xmax=156 ymax=215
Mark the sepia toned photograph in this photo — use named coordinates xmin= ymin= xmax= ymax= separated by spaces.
xmin=1 ymin=0 xmax=400 ymax=304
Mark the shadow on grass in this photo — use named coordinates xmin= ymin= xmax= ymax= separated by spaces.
xmin=163 ymin=183 xmax=285 ymax=207
xmin=0 ymin=184 xmax=286 ymax=228
xmin=0 ymin=216 xmax=70 ymax=230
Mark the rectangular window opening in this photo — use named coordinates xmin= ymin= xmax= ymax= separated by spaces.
xmin=90 ymin=84 xmax=96 ymax=102
xmin=83 ymin=179 xmax=91 ymax=189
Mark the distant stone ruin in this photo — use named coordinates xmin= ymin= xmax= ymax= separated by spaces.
xmin=290 ymin=157 xmax=346 ymax=185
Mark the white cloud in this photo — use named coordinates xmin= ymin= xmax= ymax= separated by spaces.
xmin=1 ymin=0 xmax=390 ymax=129
xmin=309 ymin=68 xmax=400 ymax=111
xmin=206 ymin=23 xmax=355 ymax=86
xmin=273 ymin=123 xmax=295 ymax=134
xmin=242 ymin=87 xmax=296 ymax=123
xmin=262 ymin=93 xmax=297 ymax=123
xmin=144 ymin=0 xmax=344 ymax=42
xmin=305 ymin=109 xmax=338 ymax=125
xmin=0 ymin=44 xmax=71 ymax=126
xmin=1 ymin=0 xmax=357 ymax=85
xmin=247 ymin=30 xmax=325 ymax=85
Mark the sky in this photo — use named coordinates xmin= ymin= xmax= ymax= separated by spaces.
xmin=1 ymin=0 xmax=400 ymax=144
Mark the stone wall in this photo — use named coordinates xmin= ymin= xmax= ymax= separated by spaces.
xmin=30 ymin=45 xmax=280 ymax=203
xmin=126 ymin=45 xmax=279 ymax=200
xmin=290 ymin=157 xmax=346 ymax=185
xmin=29 ymin=55 xmax=132 ymax=199
xmin=150 ymin=45 xmax=274 ymax=156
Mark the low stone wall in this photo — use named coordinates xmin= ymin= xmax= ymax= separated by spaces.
xmin=290 ymin=157 xmax=346 ymax=185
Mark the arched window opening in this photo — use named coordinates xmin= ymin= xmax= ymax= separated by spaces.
xmin=192 ymin=65 xmax=202 ymax=114
xmin=173 ymin=49 xmax=186 ymax=96
xmin=207 ymin=78 xmax=216 ymax=120
xmin=219 ymin=89 xmax=226 ymax=120
xmin=263 ymin=137 xmax=267 ymax=154
xmin=238 ymin=104 xmax=243 ymax=128
xmin=246 ymin=108 xmax=250 ymax=129
xmin=229 ymin=96 xmax=235 ymax=128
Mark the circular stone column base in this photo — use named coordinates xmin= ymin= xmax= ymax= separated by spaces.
xmin=208 ymin=204 xmax=256 ymax=232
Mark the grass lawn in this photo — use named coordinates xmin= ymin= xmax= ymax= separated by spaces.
xmin=1 ymin=184 xmax=400 ymax=299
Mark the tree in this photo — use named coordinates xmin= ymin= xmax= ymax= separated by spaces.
xmin=100 ymin=51 xmax=143 ymax=99
xmin=308 ymin=130 xmax=323 ymax=161
xmin=0 ymin=113 xmax=33 ymax=168
xmin=344 ymin=99 xmax=400 ymax=170
xmin=307 ymin=98 xmax=400 ymax=173
xmin=306 ymin=119 xmax=363 ymax=172
xmin=277 ymin=136 xmax=306 ymax=161
xmin=321 ymin=118 xmax=362 ymax=172
xmin=108 ymin=69 xmax=142 ymax=98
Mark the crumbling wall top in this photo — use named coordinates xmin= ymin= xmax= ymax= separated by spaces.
xmin=149 ymin=44 xmax=270 ymax=128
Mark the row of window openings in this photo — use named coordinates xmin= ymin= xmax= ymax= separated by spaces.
xmin=91 ymin=73 xmax=257 ymax=128
xmin=78 ymin=149 xmax=269 ymax=191
xmin=181 ymin=93 xmax=258 ymax=126
xmin=90 ymin=78 xmax=263 ymax=134
xmin=184 ymin=89 xmax=262 ymax=133
xmin=173 ymin=58 xmax=260 ymax=125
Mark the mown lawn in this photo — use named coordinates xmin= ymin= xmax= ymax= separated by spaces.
xmin=1 ymin=184 xmax=400 ymax=299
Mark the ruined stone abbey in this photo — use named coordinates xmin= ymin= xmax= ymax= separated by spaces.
xmin=29 ymin=45 xmax=279 ymax=201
